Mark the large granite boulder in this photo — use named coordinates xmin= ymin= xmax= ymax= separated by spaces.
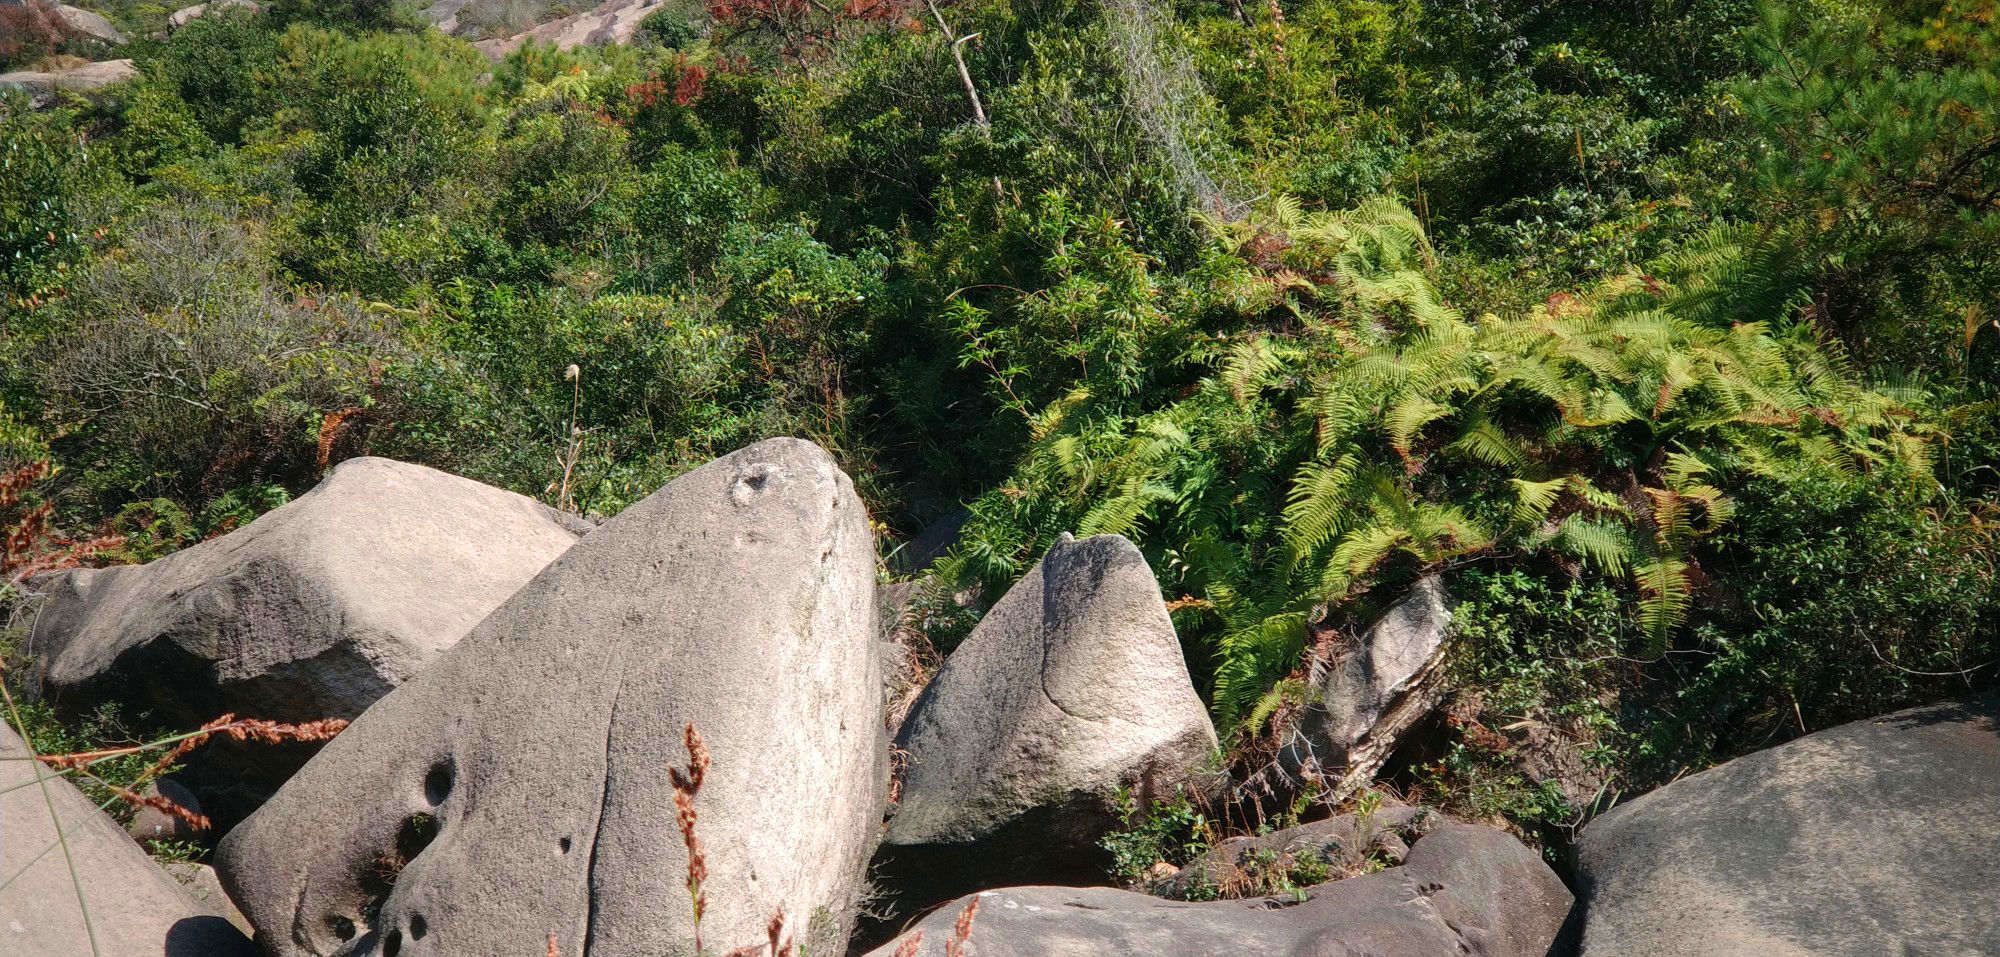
xmin=1 ymin=724 xmax=256 ymax=957
xmin=27 ymin=456 xmax=586 ymax=728
xmin=1285 ymin=574 xmax=1451 ymax=799
xmin=865 ymin=823 xmax=1571 ymax=957
xmin=216 ymin=439 xmax=886 ymax=957
xmin=1574 ymin=694 xmax=2000 ymax=956
xmin=55 ymin=4 xmax=126 ymax=44
xmin=472 ymin=0 xmax=667 ymax=57
xmin=879 ymin=533 xmax=1217 ymax=904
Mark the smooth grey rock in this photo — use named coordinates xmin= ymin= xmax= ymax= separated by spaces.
xmin=1287 ymin=574 xmax=1451 ymax=799
xmin=0 ymin=725 xmax=256 ymax=957
xmin=1574 ymin=694 xmax=2000 ymax=957
xmin=0 ymin=58 xmax=136 ymax=107
xmin=864 ymin=823 xmax=1571 ymax=957
xmin=216 ymin=439 xmax=885 ymax=957
xmin=472 ymin=0 xmax=666 ymax=57
xmin=56 ymin=4 xmax=126 ymax=44
xmin=881 ymin=533 xmax=1217 ymax=901
xmin=125 ymin=777 xmax=203 ymax=844
xmin=166 ymin=0 xmax=260 ymax=28
xmin=27 ymin=456 xmax=583 ymax=728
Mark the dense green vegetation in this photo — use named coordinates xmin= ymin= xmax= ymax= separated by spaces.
xmin=4 ymin=0 xmax=1996 ymax=837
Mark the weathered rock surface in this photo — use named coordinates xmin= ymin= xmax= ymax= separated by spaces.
xmin=166 ymin=0 xmax=259 ymax=28
xmin=28 ymin=456 xmax=585 ymax=729
xmin=1 ymin=724 xmax=256 ymax=957
xmin=0 ymin=58 xmax=136 ymax=107
xmin=472 ymin=0 xmax=667 ymax=57
xmin=1286 ymin=574 xmax=1451 ymax=798
xmin=1574 ymin=694 xmax=2000 ymax=957
xmin=56 ymin=4 xmax=126 ymax=44
xmin=216 ymin=439 xmax=886 ymax=957
xmin=880 ymin=533 xmax=1217 ymax=901
xmin=1155 ymin=801 xmax=1425 ymax=901
xmin=865 ymin=823 xmax=1571 ymax=957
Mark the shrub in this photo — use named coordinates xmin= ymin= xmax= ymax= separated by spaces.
xmin=0 ymin=101 xmax=104 ymax=312
xmin=266 ymin=26 xmax=493 ymax=297
xmin=1684 ymin=472 xmax=2000 ymax=755
xmin=36 ymin=200 xmax=407 ymax=510
xmin=1736 ymin=0 xmax=2000 ymax=379
xmin=143 ymin=11 xmax=281 ymax=145
xmin=1100 ymin=785 xmax=1212 ymax=888
xmin=943 ymin=197 xmax=1934 ymax=729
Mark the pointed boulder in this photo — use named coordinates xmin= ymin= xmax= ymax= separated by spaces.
xmin=215 ymin=439 xmax=886 ymax=957
xmin=880 ymin=533 xmax=1217 ymax=903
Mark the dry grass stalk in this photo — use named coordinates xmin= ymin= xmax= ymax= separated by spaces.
xmin=670 ymin=722 xmax=713 ymax=953
xmin=545 ymin=932 xmax=561 ymax=957
xmin=717 ymin=905 xmax=795 ymax=957
xmin=2 ymin=459 xmax=124 ymax=586
xmin=28 ymin=711 xmax=348 ymax=832
xmin=890 ymin=931 xmax=925 ymax=957
xmin=317 ymin=408 xmax=365 ymax=472
xmin=766 ymin=908 xmax=794 ymax=957
xmin=944 ymin=896 xmax=979 ymax=957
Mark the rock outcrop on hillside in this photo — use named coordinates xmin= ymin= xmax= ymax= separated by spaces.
xmin=27 ymin=456 xmax=586 ymax=728
xmin=1 ymin=725 xmax=256 ymax=957
xmin=865 ymin=823 xmax=1572 ymax=957
xmin=0 ymin=58 xmax=136 ymax=107
xmin=216 ymin=439 xmax=886 ymax=957
xmin=1574 ymin=693 xmax=2000 ymax=956
xmin=55 ymin=3 xmax=125 ymax=44
xmin=472 ymin=0 xmax=667 ymax=57
xmin=166 ymin=0 xmax=260 ymax=29
xmin=879 ymin=533 xmax=1217 ymax=904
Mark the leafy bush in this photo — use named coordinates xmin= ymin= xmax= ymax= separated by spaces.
xmin=143 ymin=11 xmax=281 ymax=145
xmin=266 ymin=26 xmax=493 ymax=295
xmin=0 ymin=101 xmax=104 ymax=312
xmin=942 ymin=196 xmax=1931 ymax=728
xmin=1101 ymin=785 xmax=1212 ymax=888
xmin=1685 ymin=472 xmax=2000 ymax=754
xmin=35 ymin=200 xmax=406 ymax=509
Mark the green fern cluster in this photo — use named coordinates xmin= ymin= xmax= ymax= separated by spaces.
xmin=943 ymin=196 xmax=1933 ymax=728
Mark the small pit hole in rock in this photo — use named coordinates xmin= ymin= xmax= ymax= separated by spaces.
xmin=367 ymin=812 xmax=442 ymax=897
xmin=327 ymin=916 xmax=356 ymax=942
xmin=382 ymin=928 xmax=403 ymax=957
xmin=558 ymin=836 xmax=572 ymax=855
xmin=408 ymin=914 xmax=428 ymax=941
xmin=423 ymin=761 xmax=453 ymax=806
xmin=398 ymin=811 xmax=441 ymax=864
